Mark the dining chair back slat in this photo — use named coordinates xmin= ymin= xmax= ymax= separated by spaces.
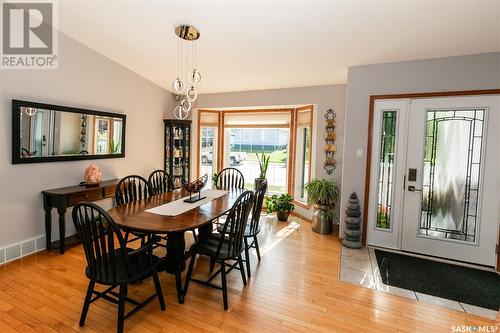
xmin=217 ymin=190 xmax=255 ymax=258
xmin=115 ymin=175 xmax=153 ymax=206
xmin=148 ymin=170 xmax=174 ymax=195
xmin=216 ymin=168 xmax=245 ymax=190
xmin=72 ymin=202 xmax=128 ymax=283
xmin=248 ymin=180 xmax=267 ymax=236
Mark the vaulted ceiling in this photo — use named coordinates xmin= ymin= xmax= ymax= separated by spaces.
xmin=58 ymin=0 xmax=500 ymax=93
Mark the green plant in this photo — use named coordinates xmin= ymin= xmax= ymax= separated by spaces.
xmin=304 ymin=179 xmax=340 ymax=220
xmin=256 ymin=152 xmax=270 ymax=179
xmin=265 ymin=194 xmax=294 ymax=213
xmin=212 ymin=173 xmax=219 ymax=184
xmin=109 ymin=139 xmax=121 ymax=154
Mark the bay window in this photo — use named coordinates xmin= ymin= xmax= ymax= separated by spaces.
xmin=196 ymin=106 xmax=313 ymax=202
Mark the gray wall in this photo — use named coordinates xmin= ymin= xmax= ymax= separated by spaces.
xmin=194 ymin=84 xmax=346 ymax=219
xmin=342 ymin=52 xmax=500 ymax=233
xmin=0 ymin=32 xmax=173 ymax=248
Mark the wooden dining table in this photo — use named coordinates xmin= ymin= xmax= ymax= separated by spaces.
xmin=107 ymin=187 xmax=245 ymax=304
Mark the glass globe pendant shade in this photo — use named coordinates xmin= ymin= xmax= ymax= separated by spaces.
xmin=189 ymin=69 xmax=201 ymax=84
xmin=187 ymin=86 xmax=198 ymax=102
xmin=180 ymin=97 xmax=191 ymax=111
xmin=172 ymin=77 xmax=184 ymax=94
xmin=174 ymin=104 xmax=189 ymax=120
xmin=25 ymin=107 xmax=37 ymax=116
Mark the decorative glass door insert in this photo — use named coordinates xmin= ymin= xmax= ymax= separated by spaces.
xmin=366 ymin=99 xmax=408 ymax=250
xmin=376 ymin=110 xmax=397 ymax=230
xmin=401 ymin=96 xmax=498 ymax=267
xmin=420 ymin=109 xmax=485 ymax=243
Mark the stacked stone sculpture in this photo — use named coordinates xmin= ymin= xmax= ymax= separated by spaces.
xmin=343 ymin=192 xmax=362 ymax=249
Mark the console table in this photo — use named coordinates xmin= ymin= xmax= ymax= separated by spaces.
xmin=42 ymin=179 xmax=119 ymax=254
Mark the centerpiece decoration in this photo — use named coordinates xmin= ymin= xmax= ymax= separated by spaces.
xmin=182 ymin=174 xmax=208 ymax=203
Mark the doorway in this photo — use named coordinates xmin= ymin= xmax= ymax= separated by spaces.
xmin=366 ymin=95 xmax=500 ymax=267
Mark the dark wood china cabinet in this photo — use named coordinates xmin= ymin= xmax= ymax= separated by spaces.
xmin=164 ymin=119 xmax=191 ymax=188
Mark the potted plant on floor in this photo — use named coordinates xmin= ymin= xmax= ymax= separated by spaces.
xmin=304 ymin=179 xmax=340 ymax=234
xmin=255 ymin=152 xmax=270 ymax=190
xmin=265 ymin=194 xmax=294 ymax=221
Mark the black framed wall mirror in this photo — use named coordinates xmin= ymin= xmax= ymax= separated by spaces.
xmin=12 ymin=100 xmax=126 ymax=164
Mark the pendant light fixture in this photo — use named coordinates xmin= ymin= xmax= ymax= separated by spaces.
xmin=24 ymin=107 xmax=37 ymax=116
xmin=172 ymin=24 xmax=201 ymax=119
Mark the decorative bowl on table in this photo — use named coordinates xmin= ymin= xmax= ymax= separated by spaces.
xmin=182 ymin=174 xmax=208 ymax=203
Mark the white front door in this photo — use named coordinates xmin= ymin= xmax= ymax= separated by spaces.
xmin=367 ymin=95 xmax=500 ymax=267
xmin=402 ymin=96 xmax=500 ymax=266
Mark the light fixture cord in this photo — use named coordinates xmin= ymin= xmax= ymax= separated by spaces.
xmin=177 ymin=37 xmax=180 ymax=78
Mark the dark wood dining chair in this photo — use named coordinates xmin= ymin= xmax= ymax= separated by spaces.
xmin=243 ymin=180 xmax=267 ymax=277
xmin=72 ymin=202 xmax=165 ymax=333
xmin=115 ymin=175 xmax=153 ymax=245
xmin=183 ymin=190 xmax=255 ymax=310
xmin=147 ymin=170 xmax=175 ymax=245
xmin=148 ymin=170 xmax=174 ymax=195
xmin=215 ymin=181 xmax=267 ymax=278
xmin=216 ymin=167 xmax=245 ymax=189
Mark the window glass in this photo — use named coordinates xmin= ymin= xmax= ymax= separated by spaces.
xmin=294 ymin=108 xmax=312 ymax=203
xmin=229 ymin=128 xmax=289 ymax=193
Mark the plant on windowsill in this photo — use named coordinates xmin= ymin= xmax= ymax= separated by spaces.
xmin=304 ymin=179 xmax=340 ymax=234
xmin=265 ymin=194 xmax=294 ymax=221
xmin=212 ymin=173 xmax=219 ymax=187
xmin=255 ymin=152 xmax=270 ymax=190
xmin=109 ymin=139 xmax=121 ymax=154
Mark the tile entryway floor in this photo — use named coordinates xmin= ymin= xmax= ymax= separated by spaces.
xmin=340 ymin=246 xmax=499 ymax=320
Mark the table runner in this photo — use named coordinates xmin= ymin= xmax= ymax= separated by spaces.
xmin=145 ymin=189 xmax=229 ymax=216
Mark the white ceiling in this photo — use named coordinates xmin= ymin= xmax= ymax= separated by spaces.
xmin=58 ymin=0 xmax=500 ymax=93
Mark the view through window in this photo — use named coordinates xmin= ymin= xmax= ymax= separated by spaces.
xmin=229 ymin=128 xmax=289 ymax=193
xmin=295 ymin=127 xmax=310 ymax=201
xmin=197 ymin=107 xmax=313 ymax=200
xmin=200 ymin=127 xmax=216 ymax=177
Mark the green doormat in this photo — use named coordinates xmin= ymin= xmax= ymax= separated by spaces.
xmin=375 ymin=250 xmax=500 ymax=310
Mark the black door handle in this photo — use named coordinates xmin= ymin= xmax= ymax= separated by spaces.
xmin=408 ymin=185 xmax=423 ymax=192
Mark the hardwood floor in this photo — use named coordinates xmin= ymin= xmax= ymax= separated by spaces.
xmin=0 ymin=216 xmax=497 ymax=333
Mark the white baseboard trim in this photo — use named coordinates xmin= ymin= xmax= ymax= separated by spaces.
xmin=0 ymin=235 xmax=47 ymax=266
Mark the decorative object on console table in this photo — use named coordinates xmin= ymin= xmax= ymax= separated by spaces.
xmin=324 ymin=108 xmax=337 ymax=174
xmin=343 ymin=192 xmax=362 ymax=249
xmin=164 ymin=119 xmax=191 ymax=188
xmin=182 ymin=174 xmax=208 ymax=203
xmin=83 ymin=164 xmax=102 ymax=186
xmin=42 ymin=179 xmax=120 ymax=254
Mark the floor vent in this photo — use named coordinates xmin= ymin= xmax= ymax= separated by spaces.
xmin=0 ymin=235 xmax=46 ymax=265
